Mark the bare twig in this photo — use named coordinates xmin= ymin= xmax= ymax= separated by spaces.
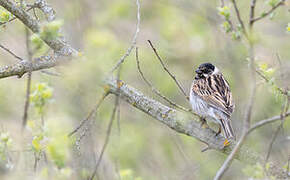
xmin=249 ymin=0 xmax=257 ymax=27
xmin=251 ymin=0 xmax=286 ymax=23
xmin=89 ymin=96 xmax=119 ymax=180
xmin=40 ymin=70 xmax=61 ymax=77
xmin=68 ymin=92 xmax=109 ymax=137
xmin=135 ymin=47 xmax=191 ymax=112
xmin=0 ymin=43 xmax=23 ymax=61
xmin=147 ymin=40 xmax=188 ymax=100
xmin=220 ymin=0 xmax=225 ymax=7
xmin=116 ymin=101 xmax=121 ymax=136
xmin=214 ymin=25 xmax=257 ymax=180
xmin=287 ymin=155 xmax=290 ymax=176
xmin=214 ymin=132 xmax=248 ymax=180
xmin=109 ymin=0 xmax=140 ymax=73
xmin=248 ymin=111 xmax=290 ymax=134
xmin=256 ymin=70 xmax=288 ymax=96
xmin=90 ymin=76 xmax=122 ymax=180
xmin=22 ymin=28 xmax=33 ymax=129
xmin=230 ymin=0 xmax=248 ymax=37
xmin=265 ymin=96 xmax=289 ymax=162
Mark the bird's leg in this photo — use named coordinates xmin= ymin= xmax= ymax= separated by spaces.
xmin=200 ymin=117 xmax=209 ymax=129
xmin=215 ymin=124 xmax=230 ymax=146
xmin=215 ymin=124 xmax=221 ymax=136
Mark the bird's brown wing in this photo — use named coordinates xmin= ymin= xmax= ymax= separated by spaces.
xmin=192 ymin=73 xmax=234 ymax=116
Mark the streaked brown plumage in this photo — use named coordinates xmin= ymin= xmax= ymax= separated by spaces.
xmin=190 ymin=63 xmax=235 ymax=140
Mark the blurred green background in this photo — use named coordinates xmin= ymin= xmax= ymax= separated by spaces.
xmin=0 ymin=0 xmax=289 ymax=179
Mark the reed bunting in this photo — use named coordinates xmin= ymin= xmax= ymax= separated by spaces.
xmin=189 ymin=63 xmax=235 ymax=140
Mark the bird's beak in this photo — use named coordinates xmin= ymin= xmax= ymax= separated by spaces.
xmin=195 ymin=69 xmax=202 ymax=74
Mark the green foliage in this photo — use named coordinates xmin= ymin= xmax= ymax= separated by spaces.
xmin=45 ymin=118 xmax=72 ymax=169
xmin=267 ymin=0 xmax=279 ymax=7
xmin=217 ymin=6 xmax=230 ymax=20
xmin=222 ymin=21 xmax=231 ymax=33
xmin=231 ymin=31 xmax=241 ymax=40
xmin=0 ymin=131 xmax=12 ymax=161
xmin=120 ymin=169 xmax=142 ymax=180
xmin=31 ymin=34 xmax=44 ymax=50
xmin=40 ymin=20 xmax=63 ymax=40
xmin=0 ymin=8 xmax=11 ymax=23
xmin=46 ymin=135 xmax=70 ymax=168
xmin=257 ymin=62 xmax=285 ymax=102
xmin=242 ymin=163 xmax=265 ymax=179
xmin=261 ymin=11 xmax=267 ymax=18
xmin=32 ymin=134 xmax=44 ymax=153
xmin=30 ymin=83 xmax=53 ymax=115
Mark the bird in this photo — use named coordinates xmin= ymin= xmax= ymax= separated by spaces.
xmin=189 ymin=63 xmax=235 ymax=141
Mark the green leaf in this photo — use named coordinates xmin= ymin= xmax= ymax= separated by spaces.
xmin=267 ymin=0 xmax=279 ymax=7
xmin=242 ymin=163 xmax=265 ymax=178
xmin=0 ymin=9 xmax=11 ymax=22
xmin=261 ymin=12 xmax=267 ymax=17
xmin=40 ymin=20 xmax=63 ymax=40
xmin=222 ymin=21 xmax=231 ymax=33
xmin=217 ymin=6 xmax=230 ymax=20
xmin=231 ymin=31 xmax=241 ymax=40
xmin=31 ymin=34 xmax=44 ymax=50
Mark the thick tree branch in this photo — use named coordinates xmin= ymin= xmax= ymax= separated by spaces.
xmin=0 ymin=0 xmax=78 ymax=79
xmin=0 ymin=0 xmax=75 ymax=54
xmin=105 ymin=78 xmax=288 ymax=179
xmin=0 ymin=56 xmax=58 ymax=78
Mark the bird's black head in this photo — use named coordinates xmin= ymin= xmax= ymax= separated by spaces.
xmin=195 ymin=63 xmax=215 ymax=79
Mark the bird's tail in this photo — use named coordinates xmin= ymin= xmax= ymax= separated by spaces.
xmin=220 ymin=119 xmax=235 ymax=140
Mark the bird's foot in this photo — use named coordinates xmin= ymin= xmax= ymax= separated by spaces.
xmin=200 ymin=118 xmax=209 ymax=129
xmin=215 ymin=125 xmax=222 ymax=136
xmin=223 ymin=139 xmax=230 ymax=146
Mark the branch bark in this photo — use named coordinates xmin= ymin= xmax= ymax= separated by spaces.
xmin=105 ymin=78 xmax=289 ymax=179
xmin=0 ymin=0 xmax=78 ymax=79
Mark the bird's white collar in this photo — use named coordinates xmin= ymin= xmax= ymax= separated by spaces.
xmin=213 ymin=67 xmax=219 ymax=75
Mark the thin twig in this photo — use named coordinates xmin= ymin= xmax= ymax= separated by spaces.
xmin=68 ymin=92 xmax=109 ymax=137
xmin=214 ymin=26 xmax=257 ymax=180
xmin=251 ymin=0 xmax=286 ymax=23
xmin=147 ymin=40 xmax=188 ymax=100
xmin=244 ymin=52 xmax=256 ymax=129
xmin=265 ymin=96 xmax=289 ymax=162
xmin=40 ymin=70 xmax=61 ymax=77
xmin=22 ymin=28 xmax=33 ymax=129
xmin=214 ymin=132 xmax=248 ymax=180
xmin=0 ymin=43 xmax=23 ymax=61
xmin=220 ymin=0 xmax=225 ymax=7
xmin=249 ymin=0 xmax=257 ymax=27
xmin=256 ymin=69 xmax=288 ymax=96
xmin=89 ymin=74 xmax=122 ymax=180
xmin=109 ymin=0 xmax=140 ymax=73
xmin=116 ymin=102 xmax=121 ymax=136
xmin=135 ymin=47 xmax=191 ymax=112
xmin=230 ymin=0 xmax=248 ymax=37
xmin=248 ymin=111 xmax=290 ymax=134
xmin=287 ymin=155 xmax=290 ymax=176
